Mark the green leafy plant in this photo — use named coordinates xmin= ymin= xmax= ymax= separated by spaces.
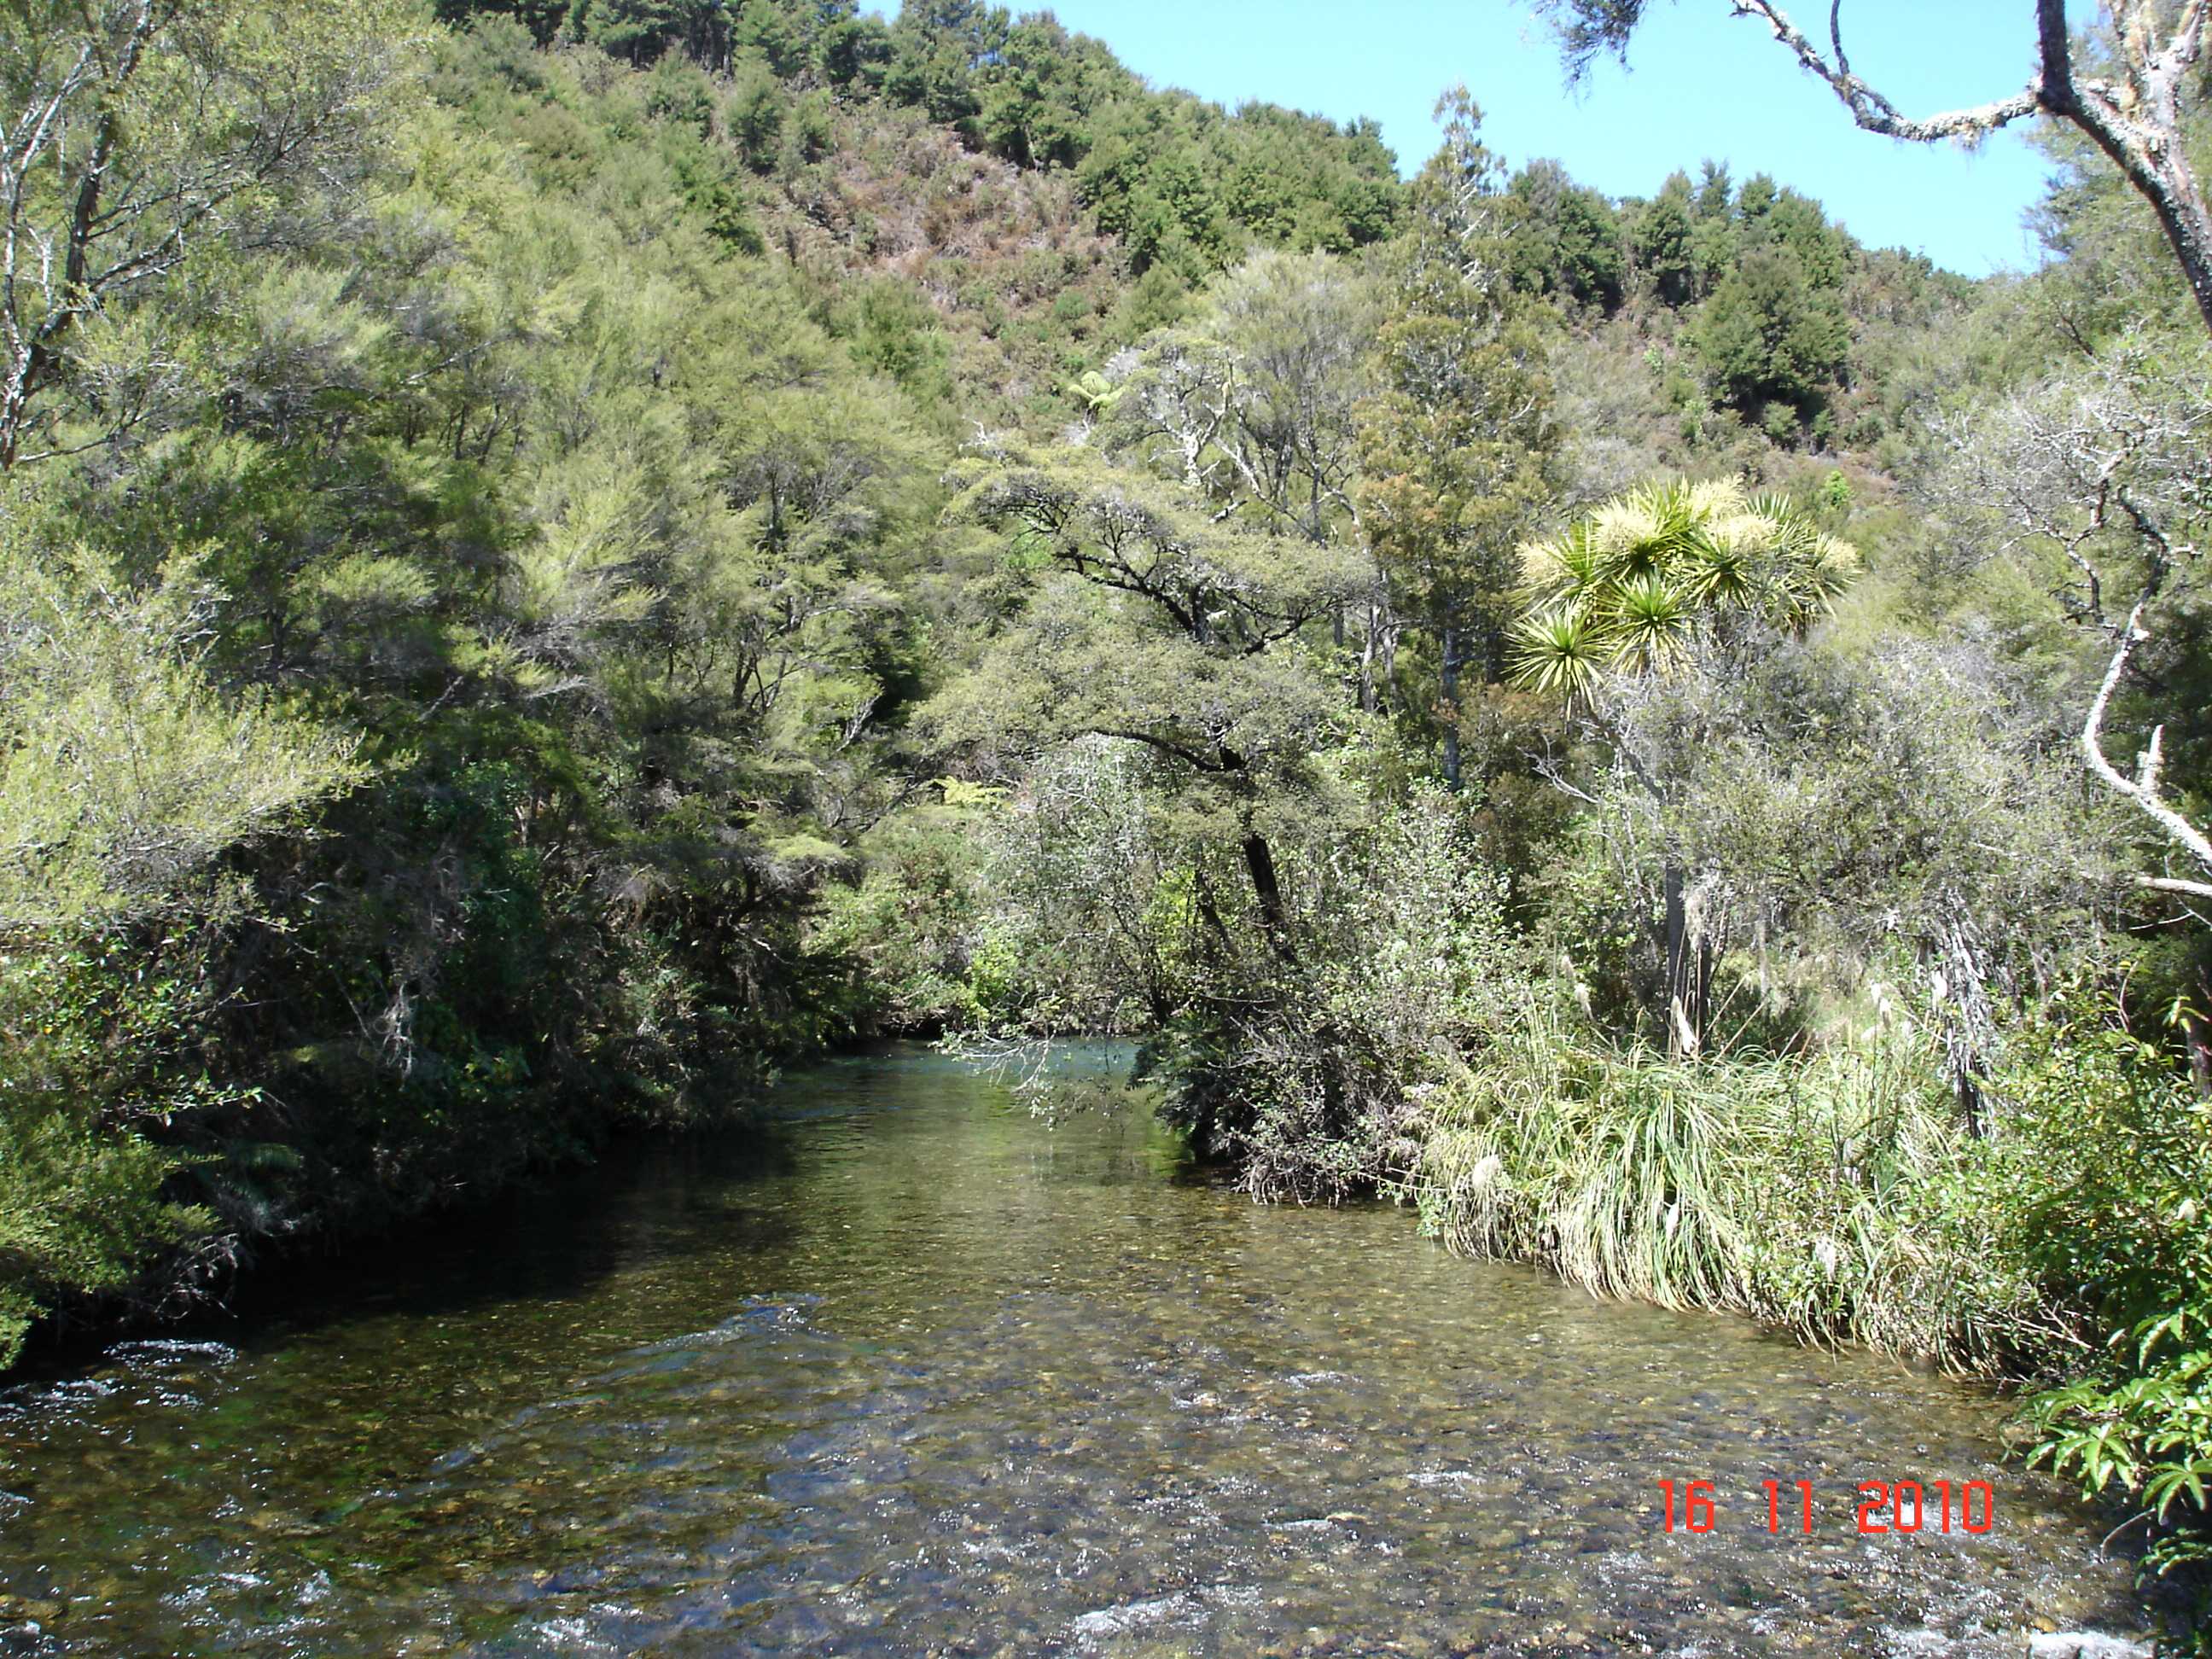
xmin=1509 ymin=477 xmax=1856 ymax=700
xmin=2007 ymin=1021 xmax=2212 ymax=1584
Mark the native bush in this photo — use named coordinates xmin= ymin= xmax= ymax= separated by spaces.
xmin=2002 ymin=1016 xmax=2212 ymax=1585
xmin=1150 ymin=787 xmax=1530 ymax=1202
xmin=0 ymin=931 xmax=251 ymax=1368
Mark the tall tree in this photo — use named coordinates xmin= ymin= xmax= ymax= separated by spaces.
xmin=923 ymin=448 xmax=1367 ymax=954
xmin=1110 ymin=251 xmax=1379 ymax=550
xmin=1354 ymin=90 xmax=1558 ymax=791
xmin=1107 ymin=249 xmax=1386 ymax=702
xmin=1690 ymin=242 xmax=1848 ymax=420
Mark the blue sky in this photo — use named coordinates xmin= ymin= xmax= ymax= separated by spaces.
xmin=894 ymin=1 xmax=2080 ymax=276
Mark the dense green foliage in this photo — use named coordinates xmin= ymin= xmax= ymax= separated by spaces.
xmin=441 ymin=0 xmax=1402 ymax=278
xmin=2010 ymin=1019 xmax=2212 ymax=1582
xmin=0 ymin=0 xmax=1405 ymax=1359
xmin=0 ymin=1 xmax=960 ymax=1357
xmin=3 ymin=0 xmax=2210 ymax=1634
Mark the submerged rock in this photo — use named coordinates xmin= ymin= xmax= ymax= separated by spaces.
xmin=2025 ymin=1635 xmax=2153 ymax=1659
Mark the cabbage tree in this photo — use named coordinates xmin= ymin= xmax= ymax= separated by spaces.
xmin=1509 ymin=477 xmax=1854 ymax=701
xmin=1511 ymin=477 xmax=1856 ymax=1057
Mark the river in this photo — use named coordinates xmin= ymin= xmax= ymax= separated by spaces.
xmin=0 ymin=1045 xmax=2152 ymax=1655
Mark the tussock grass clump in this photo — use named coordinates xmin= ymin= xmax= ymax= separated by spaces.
xmin=1406 ymin=1004 xmax=2054 ymax=1371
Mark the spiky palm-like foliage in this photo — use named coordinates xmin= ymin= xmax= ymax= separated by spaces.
xmin=1509 ymin=478 xmax=1856 ymax=698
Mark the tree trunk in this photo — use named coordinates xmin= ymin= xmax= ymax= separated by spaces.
xmin=2034 ymin=0 xmax=2212 ymax=346
xmin=1440 ymin=623 xmax=1463 ymax=792
xmin=1662 ymin=863 xmax=1711 ymax=1060
xmin=2050 ymin=119 xmax=2212 ymax=342
xmin=1241 ymin=830 xmax=1295 ymax=962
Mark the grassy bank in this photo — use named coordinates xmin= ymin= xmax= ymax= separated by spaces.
xmin=1395 ymin=999 xmax=2212 ymax=1608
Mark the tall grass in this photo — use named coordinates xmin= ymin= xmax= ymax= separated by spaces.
xmin=1404 ymin=998 xmax=2062 ymax=1371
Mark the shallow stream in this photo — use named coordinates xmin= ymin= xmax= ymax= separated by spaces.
xmin=0 ymin=1046 xmax=2151 ymax=1655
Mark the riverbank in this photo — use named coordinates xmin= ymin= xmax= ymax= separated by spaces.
xmin=1394 ymin=1008 xmax=2212 ymax=1628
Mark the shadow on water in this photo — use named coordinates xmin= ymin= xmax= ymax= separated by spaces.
xmin=0 ymin=1043 xmax=2166 ymax=1657
xmin=5 ymin=1108 xmax=807 ymax=1396
xmin=8 ymin=1038 xmax=1060 ymax=1384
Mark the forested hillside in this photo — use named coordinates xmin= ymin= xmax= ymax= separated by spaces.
xmin=5 ymin=0 xmax=2211 ymax=1623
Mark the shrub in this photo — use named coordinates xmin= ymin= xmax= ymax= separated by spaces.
xmin=2002 ymin=1020 xmax=2212 ymax=1585
xmin=1153 ymin=789 xmax=1528 ymax=1202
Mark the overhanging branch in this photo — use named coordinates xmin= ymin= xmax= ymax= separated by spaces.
xmin=1729 ymin=0 xmax=2046 ymax=139
xmin=1687 ymin=1 xmax=2212 ymax=337
xmin=2082 ymin=597 xmax=2212 ymax=892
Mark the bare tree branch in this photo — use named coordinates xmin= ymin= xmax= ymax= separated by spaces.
xmin=2139 ymin=875 xmax=2212 ymax=900
xmin=1539 ymin=1 xmax=2212 ymax=339
xmin=1726 ymin=0 xmax=2048 ymax=140
xmin=2083 ymin=596 xmax=2212 ymax=885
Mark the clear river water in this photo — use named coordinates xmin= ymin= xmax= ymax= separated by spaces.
xmin=0 ymin=1045 xmax=2156 ymax=1656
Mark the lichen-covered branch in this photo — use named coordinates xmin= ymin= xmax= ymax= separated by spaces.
xmin=1537 ymin=0 xmax=2212 ymax=340
xmin=2081 ymin=596 xmax=2212 ymax=891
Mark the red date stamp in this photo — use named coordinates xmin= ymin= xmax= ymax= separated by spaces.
xmin=1655 ymin=1479 xmax=1995 ymax=1535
